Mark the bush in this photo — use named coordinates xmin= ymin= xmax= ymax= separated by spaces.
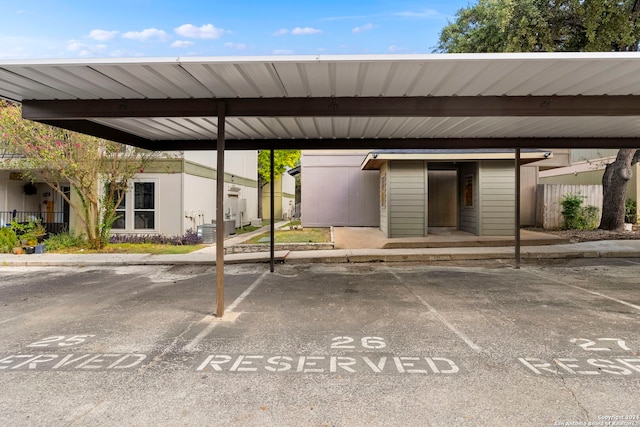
xmin=44 ymin=232 xmax=88 ymax=251
xmin=625 ymin=198 xmax=637 ymax=224
xmin=0 ymin=227 xmax=18 ymax=253
xmin=109 ymin=229 xmax=203 ymax=246
xmin=561 ymin=192 xmax=599 ymax=230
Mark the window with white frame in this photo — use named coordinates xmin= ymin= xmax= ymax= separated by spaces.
xmin=134 ymin=182 xmax=155 ymax=230
xmin=111 ymin=180 xmax=157 ymax=231
xmin=112 ymin=187 xmax=127 ymax=230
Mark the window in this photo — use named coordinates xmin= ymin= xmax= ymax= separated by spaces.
xmin=110 ymin=184 xmax=127 ymax=230
xmin=134 ymin=182 xmax=155 ymax=229
xmin=109 ymin=180 xmax=157 ymax=231
xmin=112 ymin=187 xmax=126 ymax=230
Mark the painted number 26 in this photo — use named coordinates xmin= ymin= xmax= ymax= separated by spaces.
xmin=331 ymin=336 xmax=386 ymax=350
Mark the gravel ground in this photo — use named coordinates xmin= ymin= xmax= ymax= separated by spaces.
xmin=527 ymin=227 xmax=640 ymax=243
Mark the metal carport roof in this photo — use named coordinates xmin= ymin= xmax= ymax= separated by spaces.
xmin=2 ymin=52 xmax=640 ymax=317
xmin=2 ymin=52 xmax=640 ymax=150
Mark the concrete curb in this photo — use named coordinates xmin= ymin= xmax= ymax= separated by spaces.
xmin=0 ymin=240 xmax=638 ymax=267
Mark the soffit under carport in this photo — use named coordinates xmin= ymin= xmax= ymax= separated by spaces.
xmin=2 ymin=53 xmax=640 ymax=149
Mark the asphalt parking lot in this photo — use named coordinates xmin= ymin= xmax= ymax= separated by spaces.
xmin=1 ymin=259 xmax=639 ymax=426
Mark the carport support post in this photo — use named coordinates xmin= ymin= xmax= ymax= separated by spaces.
xmin=216 ymin=102 xmax=226 ymax=317
xmin=270 ymin=149 xmax=275 ymax=273
xmin=515 ymin=148 xmax=521 ymax=269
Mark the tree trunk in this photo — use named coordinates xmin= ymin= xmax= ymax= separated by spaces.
xmin=599 ymin=149 xmax=637 ymax=230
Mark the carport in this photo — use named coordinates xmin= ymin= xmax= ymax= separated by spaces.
xmin=1 ymin=52 xmax=640 ymax=317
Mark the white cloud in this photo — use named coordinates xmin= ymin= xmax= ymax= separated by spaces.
xmin=393 ymin=10 xmax=441 ymax=18
xmin=388 ymin=45 xmax=410 ymax=53
xmin=291 ymin=27 xmax=322 ymax=35
xmin=67 ymin=39 xmax=107 ymax=57
xmin=175 ymin=23 xmax=226 ymax=39
xmin=273 ymin=49 xmax=293 ymax=55
xmin=89 ymin=29 xmax=119 ymax=41
xmin=122 ymin=28 xmax=168 ymax=42
xmin=171 ymin=40 xmax=194 ymax=48
xmin=273 ymin=28 xmax=289 ymax=36
xmin=225 ymin=42 xmax=247 ymax=50
xmin=352 ymin=23 xmax=374 ymax=34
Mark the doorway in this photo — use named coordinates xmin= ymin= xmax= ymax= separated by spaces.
xmin=427 ymin=169 xmax=458 ymax=228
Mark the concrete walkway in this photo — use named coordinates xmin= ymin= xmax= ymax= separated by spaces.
xmin=0 ymin=223 xmax=638 ymax=266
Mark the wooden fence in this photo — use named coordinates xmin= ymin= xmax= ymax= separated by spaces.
xmin=536 ymin=184 xmax=602 ymax=229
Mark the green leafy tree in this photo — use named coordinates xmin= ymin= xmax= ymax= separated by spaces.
xmin=0 ymin=101 xmax=160 ymax=249
xmin=438 ymin=0 xmax=640 ymax=230
xmin=257 ymin=150 xmax=300 ymax=219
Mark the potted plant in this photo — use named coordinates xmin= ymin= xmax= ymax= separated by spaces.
xmin=11 ymin=218 xmax=47 ymax=253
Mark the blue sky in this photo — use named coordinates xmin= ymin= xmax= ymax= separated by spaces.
xmin=1 ymin=0 xmax=469 ymax=59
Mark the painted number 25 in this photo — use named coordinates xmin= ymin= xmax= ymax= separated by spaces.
xmin=570 ymin=338 xmax=631 ymax=352
xmin=27 ymin=335 xmax=95 ymax=348
xmin=331 ymin=336 xmax=386 ymax=350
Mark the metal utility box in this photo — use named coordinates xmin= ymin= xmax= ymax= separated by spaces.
xmin=197 ymin=224 xmax=216 ymax=244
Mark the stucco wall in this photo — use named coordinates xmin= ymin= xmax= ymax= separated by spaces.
xmin=262 ymin=173 xmax=296 ymax=220
xmin=301 ymin=151 xmax=379 ymax=227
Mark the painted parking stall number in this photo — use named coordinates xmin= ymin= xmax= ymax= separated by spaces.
xmin=0 ymin=334 xmax=148 ymax=371
xmin=197 ymin=335 xmax=463 ymax=375
xmin=519 ymin=337 xmax=640 ymax=377
xmin=331 ymin=336 xmax=387 ymax=350
xmin=27 ymin=335 xmax=96 ymax=348
xmin=570 ymin=338 xmax=632 ymax=352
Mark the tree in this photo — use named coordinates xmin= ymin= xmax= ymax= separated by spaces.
xmin=256 ymin=150 xmax=300 ymax=219
xmin=438 ymin=0 xmax=640 ymax=230
xmin=0 ymin=101 xmax=160 ymax=249
xmin=600 ymin=149 xmax=640 ymax=228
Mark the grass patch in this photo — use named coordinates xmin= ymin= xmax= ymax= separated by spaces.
xmin=235 ymin=220 xmax=271 ymax=235
xmin=243 ymin=227 xmax=330 ymax=244
xmin=51 ymin=243 xmax=207 ymax=254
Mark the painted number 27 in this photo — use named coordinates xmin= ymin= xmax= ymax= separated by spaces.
xmin=570 ymin=338 xmax=632 ymax=352
xmin=331 ymin=336 xmax=386 ymax=350
xmin=27 ymin=335 xmax=96 ymax=348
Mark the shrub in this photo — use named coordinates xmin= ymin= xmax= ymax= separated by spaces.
xmin=625 ymin=198 xmax=637 ymax=224
xmin=0 ymin=227 xmax=18 ymax=253
xmin=109 ymin=229 xmax=203 ymax=246
xmin=560 ymin=192 xmax=599 ymax=230
xmin=44 ymin=232 xmax=88 ymax=251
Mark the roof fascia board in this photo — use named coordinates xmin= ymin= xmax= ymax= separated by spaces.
xmin=22 ymin=95 xmax=640 ymax=120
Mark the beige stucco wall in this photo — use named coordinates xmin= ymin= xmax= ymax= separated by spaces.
xmin=262 ymin=172 xmax=296 ymax=220
xmin=301 ymin=151 xmax=379 ymax=227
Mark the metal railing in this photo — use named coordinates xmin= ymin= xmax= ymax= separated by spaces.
xmin=0 ymin=211 xmax=69 ymax=234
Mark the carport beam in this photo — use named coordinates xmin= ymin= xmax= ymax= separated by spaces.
xmin=216 ymin=102 xmax=226 ymax=317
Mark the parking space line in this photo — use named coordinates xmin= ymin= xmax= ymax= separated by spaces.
xmin=0 ymin=315 xmax=23 ymax=325
xmin=524 ymin=268 xmax=640 ymax=312
xmin=183 ymin=270 xmax=269 ymax=352
xmin=387 ymin=270 xmax=483 ymax=353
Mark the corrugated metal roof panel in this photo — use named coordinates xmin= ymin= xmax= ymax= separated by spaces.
xmin=2 ymin=53 xmax=640 ymax=142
